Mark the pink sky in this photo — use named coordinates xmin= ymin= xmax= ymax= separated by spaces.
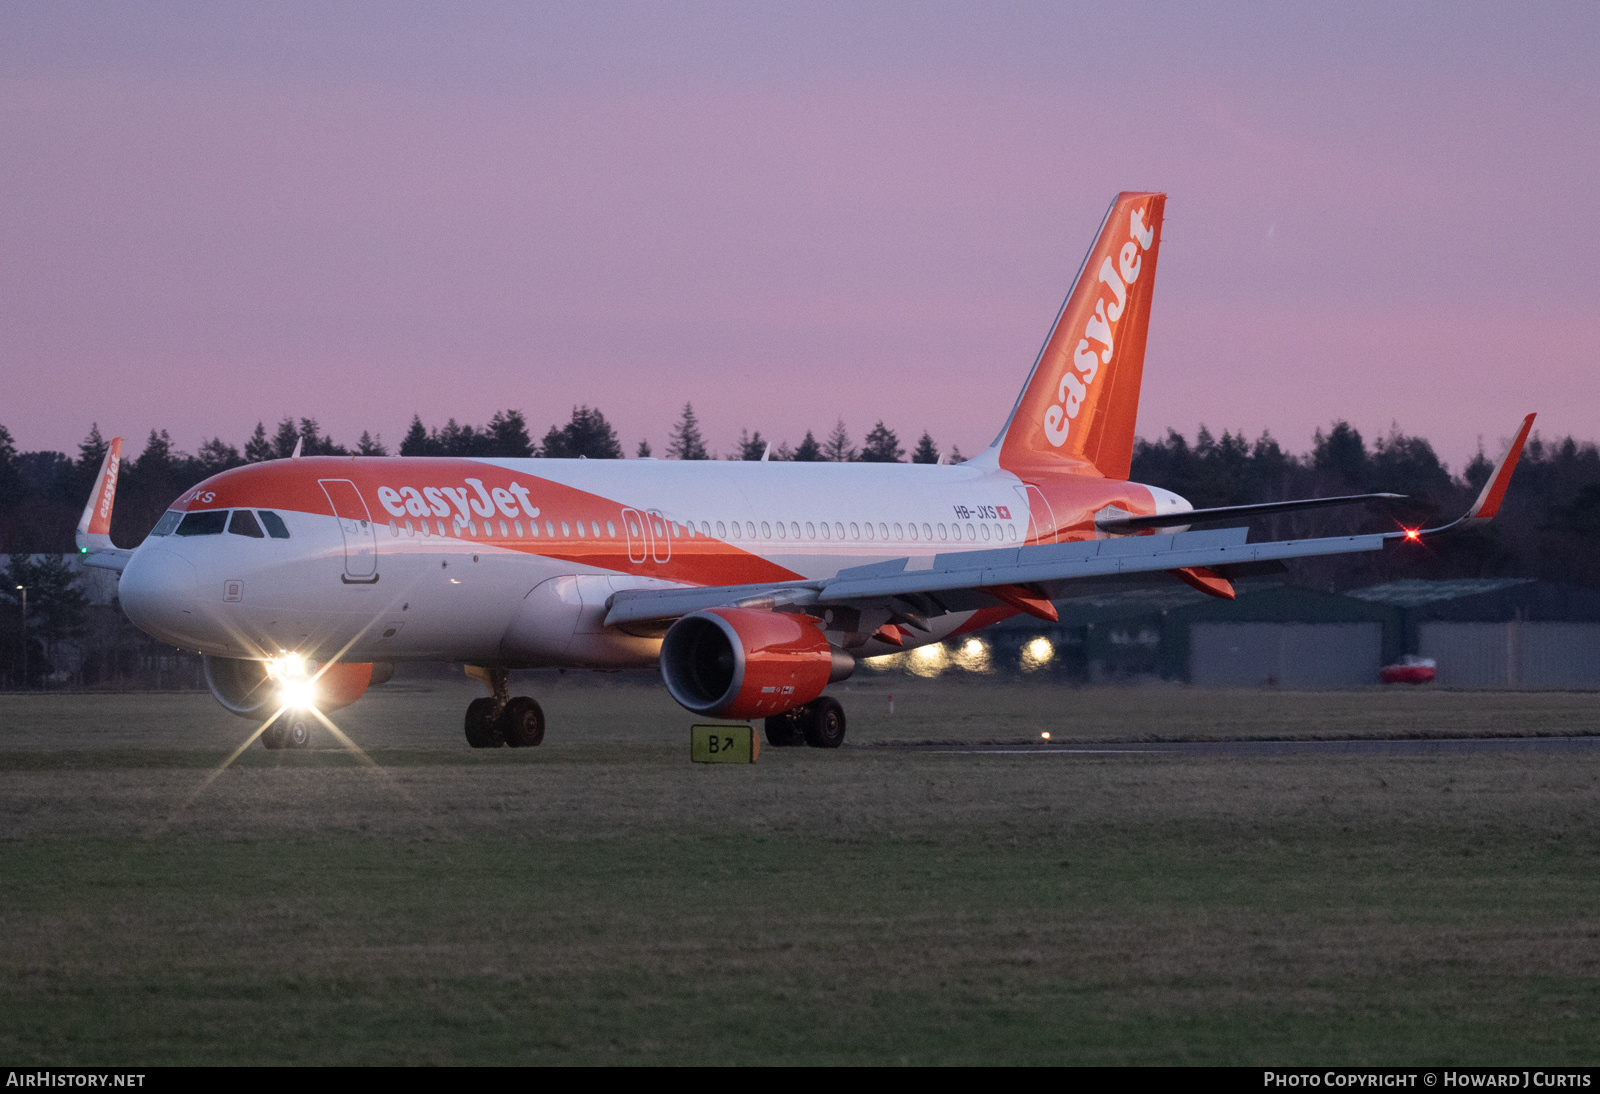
xmin=3 ymin=3 xmax=1596 ymax=472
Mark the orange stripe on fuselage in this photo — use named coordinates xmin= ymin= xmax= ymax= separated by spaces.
xmin=177 ymin=457 xmax=802 ymax=587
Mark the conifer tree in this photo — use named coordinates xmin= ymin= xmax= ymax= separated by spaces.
xmin=736 ymin=429 xmax=767 ymax=460
xmin=244 ymin=422 xmax=275 ymax=462
xmin=487 ymin=410 xmax=532 ymax=457
xmin=792 ymin=431 xmax=823 ymax=462
xmin=271 ymin=418 xmax=300 ymax=459
xmin=356 ymin=431 xmax=388 ymax=456
xmin=399 ymin=415 xmax=432 ymax=457
xmin=823 ymin=419 xmax=855 ymax=462
xmin=668 ymin=403 xmax=709 ymax=460
xmin=911 ymin=431 xmax=939 ymax=464
xmin=859 ymin=421 xmax=903 ymax=463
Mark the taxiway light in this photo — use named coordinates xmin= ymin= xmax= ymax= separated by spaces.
xmin=1041 ymin=732 xmax=1051 ymax=740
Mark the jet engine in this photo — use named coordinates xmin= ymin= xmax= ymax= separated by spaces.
xmin=660 ymin=608 xmax=853 ymax=719
xmin=203 ymin=654 xmax=389 ymax=718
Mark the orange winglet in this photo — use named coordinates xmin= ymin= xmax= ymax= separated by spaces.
xmin=1173 ymin=566 xmax=1235 ymax=601
xmin=984 ymin=583 xmax=1059 ymax=622
xmin=1466 ymin=413 xmax=1536 ymax=522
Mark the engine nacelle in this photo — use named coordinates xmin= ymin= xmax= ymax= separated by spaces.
xmin=660 ymin=608 xmax=853 ymax=719
xmin=203 ymin=655 xmax=384 ymax=719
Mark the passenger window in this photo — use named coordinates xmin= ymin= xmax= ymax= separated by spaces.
xmin=150 ymin=509 xmax=183 ymax=536
xmin=701 ymin=522 xmax=711 ymax=536
xmin=746 ymin=522 xmax=756 ymax=538
xmin=561 ymin=521 xmax=571 ymax=537
xmin=729 ymin=521 xmax=740 ymax=539
xmin=834 ymin=522 xmax=845 ymax=539
xmin=389 ymin=521 xmax=399 ymax=537
xmin=938 ymin=523 xmax=948 ymax=540
xmin=922 ymin=523 xmax=933 ymax=540
xmin=981 ymin=524 xmax=992 ymax=541
xmin=878 ymin=523 xmax=889 ymax=539
xmin=228 ymin=510 xmax=265 ymax=538
xmin=513 ymin=520 xmax=522 ymax=537
xmin=849 ymin=523 xmax=860 ymax=539
xmin=790 ymin=522 xmax=800 ymax=539
xmin=760 ymin=521 xmax=772 ymax=538
xmin=773 ymin=522 xmax=784 ymax=540
xmin=716 ymin=521 xmax=727 ymax=538
xmin=907 ymin=523 xmax=919 ymax=541
xmin=546 ymin=520 xmax=555 ymax=536
xmin=819 ymin=522 xmax=830 ymax=540
xmin=607 ymin=520 xmax=617 ymax=538
xmin=864 ymin=522 xmax=875 ymax=540
xmin=176 ymin=510 xmax=228 ymax=537
xmin=805 ymin=522 xmax=816 ymax=539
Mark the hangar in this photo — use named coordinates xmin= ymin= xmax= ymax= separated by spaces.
xmin=973 ymin=579 xmax=1600 ymax=689
xmin=1347 ymin=579 xmax=1600 ymax=688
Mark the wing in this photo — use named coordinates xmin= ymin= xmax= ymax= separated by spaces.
xmin=605 ymin=413 xmax=1536 ymax=632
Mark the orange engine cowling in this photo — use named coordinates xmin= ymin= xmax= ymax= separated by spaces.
xmin=313 ymin=661 xmax=376 ymax=711
xmin=660 ymin=608 xmax=853 ymax=719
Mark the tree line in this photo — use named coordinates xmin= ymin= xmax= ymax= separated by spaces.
xmin=3 ymin=409 xmax=1599 ymax=591
xmin=0 ymin=405 xmax=953 ymax=554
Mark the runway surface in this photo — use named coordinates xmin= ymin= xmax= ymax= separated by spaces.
xmin=869 ymin=736 xmax=1600 ymax=756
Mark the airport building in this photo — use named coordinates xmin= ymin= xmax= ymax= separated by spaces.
xmin=962 ymin=578 xmax=1600 ymax=689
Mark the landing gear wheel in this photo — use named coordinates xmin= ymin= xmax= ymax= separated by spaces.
xmin=284 ymin=718 xmax=311 ymax=749
xmin=502 ymin=696 xmax=545 ymax=747
xmin=803 ymin=696 xmax=847 ymax=748
xmin=465 ymin=697 xmax=505 ymax=748
xmin=261 ymin=722 xmax=287 ymax=750
xmin=764 ymin=708 xmax=807 ymax=747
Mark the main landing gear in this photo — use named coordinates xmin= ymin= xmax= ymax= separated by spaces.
xmin=763 ymin=696 xmax=847 ymax=749
xmin=464 ymin=666 xmax=545 ymax=749
xmin=262 ymin=716 xmax=311 ymax=750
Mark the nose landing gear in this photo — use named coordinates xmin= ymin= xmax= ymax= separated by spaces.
xmin=464 ymin=666 xmax=545 ymax=748
xmin=261 ymin=716 xmax=311 ymax=749
xmin=764 ymin=696 xmax=847 ymax=749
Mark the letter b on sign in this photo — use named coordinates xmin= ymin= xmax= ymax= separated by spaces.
xmin=691 ymin=725 xmax=759 ymax=764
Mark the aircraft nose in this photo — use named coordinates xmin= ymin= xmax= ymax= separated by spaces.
xmin=119 ymin=546 xmax=203 ymax=645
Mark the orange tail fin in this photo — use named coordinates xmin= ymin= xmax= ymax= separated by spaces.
xmin=987 ymin=192 xmax=1166 ymax=481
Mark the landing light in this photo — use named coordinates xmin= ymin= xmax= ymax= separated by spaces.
xmin=265 ymin=651 xmax=310 ymax=681
xmin=264 ymin=652 xmax=317 ymax=708
xmin=279 ymin=678 xmax=318 ymax=709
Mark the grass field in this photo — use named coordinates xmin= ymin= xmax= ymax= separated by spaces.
xmin=3 ymin=676 xmax=1599 ymax=1064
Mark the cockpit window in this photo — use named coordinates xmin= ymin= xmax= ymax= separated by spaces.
xmin=175 ymin=510 xmax=228 ymax=537
xmin=149 ymin=509 xmax=183 ymax=536
xmin=228 ymin=510 xmax=265 ymax=538
xmin=258 ymin=510 xmax=291 ymax=539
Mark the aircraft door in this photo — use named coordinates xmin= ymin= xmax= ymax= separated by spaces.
xmin=646 ymin=509 xmax=672 ymax=563
xmin=1023 ymin=484 xmax=1058 ymax=545
xmin=621 ymin=508 xmax=650 ymax=564
xmin=319 ymin=479 xmax=380 ymax=583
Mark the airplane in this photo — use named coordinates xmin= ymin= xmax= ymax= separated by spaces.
xmin=74 ymin=192 xmax=1535 ymax=750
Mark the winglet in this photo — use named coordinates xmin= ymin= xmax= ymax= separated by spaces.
xmin=75 ymin=436 xmax=123 ymax=554
xmin=1464 ymin=413 xmax=1535 ymax=522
